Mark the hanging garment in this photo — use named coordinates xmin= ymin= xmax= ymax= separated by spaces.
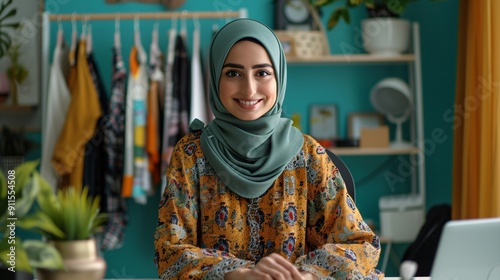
xmin=147 ymin=34 xmax=164 ymax=186
xmin=83 ymin=47 xmax=109 ymax=208
xmin=102 ymin=45 xmax=129 ymax=251
xmin=160 ymin=24 xmax=177 ymax=193
xmin=66 ymin=24 xmax=78 ymax=88
xmin=189 ymin=22 xmax=208 ymax=124
xmin=40 ymin=31 xmax=70 ymax=190
xmin=122 ymin=46 xmax=151 ymax=204
xmin=174 ymin=32 xmax=191 ymax=137
xmin=122 ymin=48 xmax=135 ymax=198
xmin=160 ymin=33 xmax=191 ymax=194
xmin=52 ymin=39 xmax=102 ymax=190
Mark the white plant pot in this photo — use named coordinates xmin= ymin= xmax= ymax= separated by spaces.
xmin=361 ymin=18 xmax=410 ymax=56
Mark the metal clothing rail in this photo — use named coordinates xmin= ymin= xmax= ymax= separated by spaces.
xmin=46 ymin=9 xmax=247 ymax=21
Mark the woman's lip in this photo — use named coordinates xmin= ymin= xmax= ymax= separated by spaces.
xmin=235 ymin=99 xmax=262 ymax=109
xmin=236 ymin=99 xmax=260 ymax=106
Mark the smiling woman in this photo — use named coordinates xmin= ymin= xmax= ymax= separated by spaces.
xmin=154 ymin=18 xmax=383 ymax=280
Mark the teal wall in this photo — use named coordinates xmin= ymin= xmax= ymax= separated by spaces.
xmin=41 ymin=0 xmax=459 ymax=277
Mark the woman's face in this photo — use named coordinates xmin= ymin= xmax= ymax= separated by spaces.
xmin=219 ymin=40 xmax=277 ymax=121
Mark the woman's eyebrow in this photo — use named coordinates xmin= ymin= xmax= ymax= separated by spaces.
xmin=222 ymin=63 xmax=273 ymax=69
xmin=252 ymin=63 xmax=273 ymax=69
xmin=222 ymin=63 xmax=244 ymax=69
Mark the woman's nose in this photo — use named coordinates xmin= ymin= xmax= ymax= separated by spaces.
xmin=241 ymin=76 xmax=256 ymax=96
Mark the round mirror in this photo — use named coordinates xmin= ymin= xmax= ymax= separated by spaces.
xmin=370 ymin=77 xmax=413 ymax=148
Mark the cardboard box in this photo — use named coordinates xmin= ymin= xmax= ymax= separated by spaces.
xmin=360 ymin=126 xmax=389 ymax=148
xmin=379 ymin=194 xmax=425 ymax=242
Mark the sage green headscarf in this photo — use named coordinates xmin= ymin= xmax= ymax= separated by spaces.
xmin=189 ymin=18 xmax=303 ymax=199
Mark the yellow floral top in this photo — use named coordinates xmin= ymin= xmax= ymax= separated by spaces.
xmin=154 ymin=132 xmax=384 ymax=279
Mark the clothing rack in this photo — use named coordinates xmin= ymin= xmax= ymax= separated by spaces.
xmin=40 ymin=9 xmax=245 ymax=149
xmin=46 ymin=9 xmax=247 ymax=21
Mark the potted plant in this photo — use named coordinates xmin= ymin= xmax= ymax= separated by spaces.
xmin=311 ymin=0 xmax=443 ymax=55
xmin=5 ymin=25 xmax=29 ymax=106
xmin=0 ymin=161 xmax=107 ymax=280
xmin=0 ymin=161 xmax=65 ymax=280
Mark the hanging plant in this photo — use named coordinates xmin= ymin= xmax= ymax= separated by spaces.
xmin=0 ymin=0 xmax=20 ymax=58
xmin=6 ymin=31 xmax=29 ymax=84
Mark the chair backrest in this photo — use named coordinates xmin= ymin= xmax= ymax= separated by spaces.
xmin=325 ymin=149 xmax=355 ymax=202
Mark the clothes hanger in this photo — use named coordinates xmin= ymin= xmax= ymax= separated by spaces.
xmin=86 ymin=21 xmax=93 ymax=54
xmin=134 ymin=15 xmax=147 ymax=64
xmin=171 ymin=15 xmax=177 ymax=31
xmin=80 ymin=16 xmax=87 ymax=41
xmin=114 ymin=14 xmax=121 ymax=49
xmin=150 ymin=20 xmax=160 ymax=65
xmin=180 ymin=10 xmax=187 ymax=37
xmin=70 ymin=13 xmax=77 ymax=53
xmin=56 ymin=16 xmax=64 ymax=48
xmin=193 ymin=14 xmax=200 ymax=33
xmin=150 ymin=19 xmax=164 ymax=80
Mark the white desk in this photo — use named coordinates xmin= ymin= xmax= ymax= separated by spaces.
xmin=384 ymin=277 xmax=431 ymax=280
xmin=104 ymin=277 xmax=431 ymax=280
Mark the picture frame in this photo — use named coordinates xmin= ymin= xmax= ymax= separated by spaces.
xmin=348 ymin=112 xmax=385 ymax=139
xmin=274 ymin=31 xmax=296 ymax=57
xmin=309 ymin=104 xmax=338 ymax=140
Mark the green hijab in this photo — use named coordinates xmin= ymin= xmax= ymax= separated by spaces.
xmin=189 ymin=18 xmax=303 ymax=199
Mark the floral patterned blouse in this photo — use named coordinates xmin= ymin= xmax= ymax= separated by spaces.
xmin=154 ymin=132 xmax=384 ymax=279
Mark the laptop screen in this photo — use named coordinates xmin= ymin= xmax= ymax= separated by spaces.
xmin=430 ymin=218 xmax=500 ymax=280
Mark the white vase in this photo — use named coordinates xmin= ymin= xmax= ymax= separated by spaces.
xmin=361 ymin=18 xmax=410 ymax=56
xmin=35 ymin=239 xmax=106 ymax=280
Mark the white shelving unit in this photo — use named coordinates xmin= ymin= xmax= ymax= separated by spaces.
xmin=287 ymin=24 xmax=426 ymax=273
xmin=287 ymin=23 xmax=426 ymax=208
xmin=286 ymin=22 xmax=425 ymax=273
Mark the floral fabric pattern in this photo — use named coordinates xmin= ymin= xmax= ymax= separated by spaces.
xmin=154 ymin=133 xmax=384 ymax=280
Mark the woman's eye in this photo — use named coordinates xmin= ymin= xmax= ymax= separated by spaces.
xmin=225 ymin=70 xmax=240 ymax=77
xmin=256 ymin=70 xmax=272 ymax=77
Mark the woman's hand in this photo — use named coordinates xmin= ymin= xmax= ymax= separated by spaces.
xmin=224 ymin=253 xmax=305 ymax=280
xmin=300 ymin=270 xmax=319 ymax=280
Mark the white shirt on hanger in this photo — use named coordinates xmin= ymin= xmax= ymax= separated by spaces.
xmin=189 ymin=20 xmax=208 ymax=124
xmin=40 ymin=29 xmax=71 ymax=190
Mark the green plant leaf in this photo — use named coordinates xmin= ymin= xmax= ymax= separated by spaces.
xmin=0 ymin=5 xmax=16 ymax=23
xmin=0 ymin=170 xmax=6 ymax=199
xmin=0 ymin=0 xmax=13 ymax=17
xmin=0 ymin=170 xmax=7 ymax=224
xmin=14 ymin=173 xmax=40 ymax=219
xmin=0 ymin=237 xmax=33 ymax=273
xmin=25 ymin=185 xmax=105 ymax=241
xmin=14 ymin=160 xmax=39 ymax=193
xmin=386 ymin=0 xmax=409 ymax=14
xmin=17 ymin=211 xmax=65 ymax=240
xmin=327 ymin=7 xmax=348 ymax=29
xmin=23 ymin=240 xmax=65 ymax=270
xmin=364 ymin=0 xmax=375 ymax=9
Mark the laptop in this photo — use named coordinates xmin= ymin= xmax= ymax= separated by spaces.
xmin=430 ymin=217 xmax=500 ymax=280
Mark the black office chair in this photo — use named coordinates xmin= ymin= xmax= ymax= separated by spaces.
xmin=325 ymin=149 xmax=355 ymax=202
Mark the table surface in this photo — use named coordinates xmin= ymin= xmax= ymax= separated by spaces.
xmin=384 ymin=277 xmax=431 ymax=280
xmin=104 ymin=277 xmax=431 ymax=280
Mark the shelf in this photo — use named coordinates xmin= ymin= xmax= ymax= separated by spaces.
xmin=286 ymin=54 xmax=415 ymax=64
xmin=0 ymin=105 xmax=38 ymax=112
xmin=329 ymin=146 xmax=420 ymax=156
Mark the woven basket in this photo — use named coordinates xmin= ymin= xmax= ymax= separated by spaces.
xmin=275 ymin=30 xmax=329 ymax=58
xmin=274 ymin=0 xmax=330 ymax=58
